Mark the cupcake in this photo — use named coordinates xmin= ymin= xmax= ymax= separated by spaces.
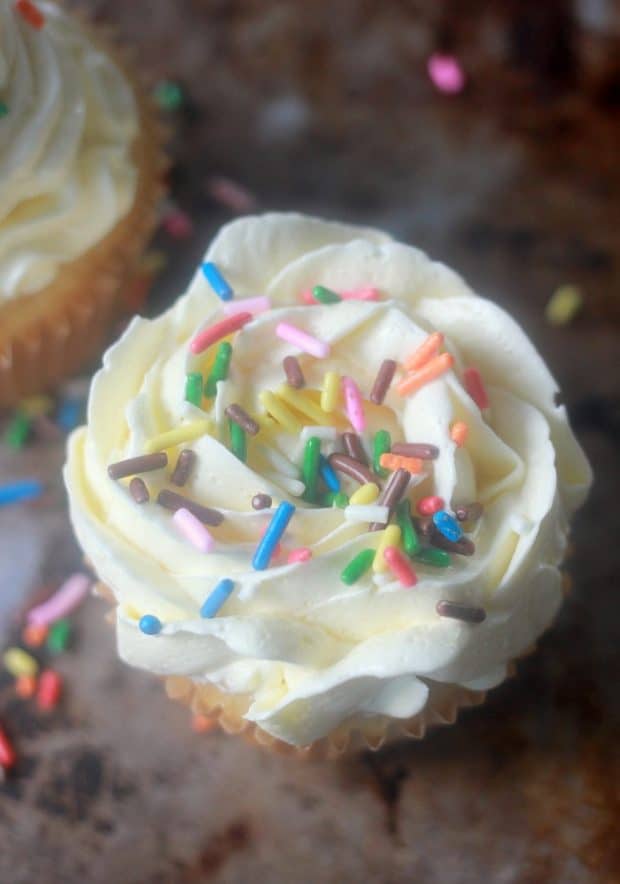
xmin=65 ymin=213 xmax=592 ymax=758
xmin=0 ymin=0 xmax=165 ymax=408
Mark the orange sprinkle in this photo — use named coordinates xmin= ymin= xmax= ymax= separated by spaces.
xmin=15 ymin=0 xmax=45 ymax=29
xmin=397 ymin=352 xmax=454 ymax=397
xmin=403 ymin=332 xmax=444 ymax=372
xmin=379 ymin=452 xmax=423 ymax=474
xmin=15 ymin=674 xmax=37 ymax=699
xmin=450 ymin=421 xmax=469 ymax=447
xmin=192 ymin=714 xmax=217 ymax=734
xmin=22 ymin=622 xmax=48 ymax=648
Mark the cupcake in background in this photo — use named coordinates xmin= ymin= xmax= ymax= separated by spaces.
xmin=0 ymin=0 xmax=165 ymax=408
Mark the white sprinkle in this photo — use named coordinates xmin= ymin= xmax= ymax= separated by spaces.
xmin=264 ymin=472 xmax=305 ymax=497
xmin=258 ymin=443 xmax=299 ymax=478
xmin=344 ymin=504 xmax=390 ymax=525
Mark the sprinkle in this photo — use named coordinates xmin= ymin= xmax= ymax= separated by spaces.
xmin=373 ymin=525 xmax=402 ymax=572
xmin=108 ymin=452 xmax=167 ymax=480
xmin=185 ymin=372 xmax=203 ymax=407
xmin=342 ymin=376 xmax=366 ymax=432
xmin=56 ymin=398 xmax=82 ymax=431
xmin=395 ymin=500 xmax=420 ymax=556
xmin=341 ymin=287 xmax=380 ymax=301
xmin=415 ymin=547 xmax=451 ymax=567
xmin=328 ymin=453 xmax=376 ymax=486
xmin=47 ymin=619 xmax=71 ymax=654
xmin=277 ymin=385 xmax=330 ymax=426
xmin=319 ymin=455 xmax=340 ymax=492
xmin=397 ymin=352 xmax=454 ymax=396
xmin=320 ymin=371 xmax=340 ymax=413
xmin=259 ymin=391 xmax=303 ymax=434
xmin=432 ymin=511 xmax=463 ymax=542
xmin=258 ymin=443 xmax=298 ymax=477
xmin=415 ymin=516 xmax=435 ymax=539
xmin=157 ymin=489 xmax=224 ymax=526
xmin=276 ymin=322 xmax=330 ymax=359
xmin=287 ymin=547 xmax=312 ymax=564
xmin=15 ymin=0 xmax=45 ymax=29
xmin=334 ymin=491 xmax=349 ymax=508
xmin=173 ymin=507 xmax=216 ymax=553
xmin=302 ymin=437 xmax=321 ymax=503
xmin=222 ymin=295 xmax=271 ymax=316
xmin=436 ymin=600 xmax=486 ymax=623
xmin=19 ymin=394 xmax=54 ymax=417
xmin=0 ymin=101 xmax=8 ymax=118
xmin=129 ymin=477 xmax=150 ymax=503
xmin=463 ymin=367 xmax=489 ymax=410
xmin=340 ymin=548 xmax=375 ymax=585
xmin=545 ymin=284 xmax=583 ymax=326
xmin=455 ymin=502 xmax=483 ymax=522
xmin=170 ymin=449 xmax=196 ymax=487
xmin=192 ymin=713 xmax=217 ymax=733
xmin=27 ymin=573 xmax=91 ymax=626
xmin=380 ymin=452 xmax=423 ymax=476
xmin=252 ymin=493 xmax=272 ymax=510
xmin=204 ymin=342 xmax=233 ymax=397
xmin=201 ymin=261 xmax=233 ymax=301
xmin=283 ymin=355 xmax=305 ymax=388
xmin=312 ymin=285 xmax=341 ymax=304
xmin=201 ymin=578 xmax=236 ymax=617
xmin=301 ymin=425 xmax=339 ymax=445
xmin=344 ymin=504 xmax=389 ymax=525
xmin=373 ymin=430 xmax=391 ymax=477
xmin=225 ymin=404 xmax=259 ymax=436
xmin=369 ymin=359 xmax=397 ymax=405
xmin=162 ymin=208 xmax=193 ymax=239
xmin=153 ymin=79 xmax=184 ymax=110
xmin=252 ymin=501 xmax=295 ymax=570
xmin=4 ymin=412 xmax=30 ymax=449
xmin=139 ymin=614 xmax=162 ymax=635
xmin=450 ymin=421 xmax=469 ymax=447
xmin=15 ymin=674 xmax=37 ymax=699
xmin=144 ymin=421 xmax=211 ymax=454
xmin=403 ymin=332 xmax=444 ymax=372
xmin=342 ymin=432 xmax=368 ymax=465
xmin=370 ymin=468 xmax=410 ymax=530
xmin=206 ymin=176 xmax=257 ymax=213
xmin=0 ymin=724 xmax=16 ymax=771
xmin=393 ymin=443 xmax=438 ymax=461
xmin=37 ymin=670 xmax=63 ymax=710
xmin=349 ymin=482 xmax=380 ymax=505
xmin=228 ymin=418 xmax=247 ymax=462
xmin=427 ymin=54 xmax=466 ymax=95
xmin=0 ymin=479 xmax=44 ymax=506
xmin=431 ymin=531 xmax=475 ymax=556
xmin=417 ymin=496 xmax=445 ymax=516
xmin=22 ymin=623 xmax=48 ymax=648
xmin=190 ymin=312 xmax=251 ymax=355
xmin=3 ymin=647 xmax=38 ymax=678
xmin=266 ymin=473 xmax=305 ymax=497
xmin=383 ymin=546 xmax=418 ymax=587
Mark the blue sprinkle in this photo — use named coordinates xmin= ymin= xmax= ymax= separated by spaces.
xmin=139 ymin=614 xmax=162 ymax=635
xmin=201 ymin=261 xmax=233 ymax=301
xmin=0 ymin=479 xmax=44 ymax=506
xmin=252 ymin=501 xmax=295 ymax=570
xmin=319 ymin=455 xmax=340 ymax=492
xmin=200 ymin=578 xmax=235 ymax=618
xmin=432 ymin=510 xmax=463 ymax=542
xmin=56 ymin=398 xmax=82 ymax=431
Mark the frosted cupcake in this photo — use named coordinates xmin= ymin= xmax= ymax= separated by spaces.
xmin=0 ymin=0 xmax=164 ymax=407
xmin=65 ymin=213 xmax=592 ymax=758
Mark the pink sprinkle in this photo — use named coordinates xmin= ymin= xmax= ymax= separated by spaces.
xmin=206 ymin=176 xmax=257 ymax=213
xmin=190 ymin=311 xmax=252 ymax=355
xmin=287 ymin=547 xmax=312 ymax=564
xmin=342 ymin=376 xmax=366 ymax=433
xmin=417 ymin=495 xmax=444 ymax=516
xmin=173 ymin=508 xmax=215 ymax=553
xmin=222 ymin=296 xmax=271 ymax=316
xmin=27 ymin=573 xmax=91 ymax=626
xmin=341 ymin=287 xmax=380 ymax=301
xmin=162 ymin=208 xmax=193 ymax=239
xmin=36 ymin=670 xmax=62 ymax=711
xmin=427 ymin=54 xmax=466 ymax=95
xmin=463 ymin=367 xmax=489 ymax=410
xmin=300 ymin=289 xmax=316 ymax=305
xmin=383 ymin=546 xmax=418 ymax=587
xmin=276 ymin=322 xmax=330 ymax=359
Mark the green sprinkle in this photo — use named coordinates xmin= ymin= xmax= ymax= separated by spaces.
xmin=205 ymin=342 xmax=232 ymax=397
xmin=185 ymin=372 xmax=203 ymax=407
xmin=47 ymin=619 xmax=71 ymax=654
xmin=153 ymin=80 xmax=184 ymax=110
xmin=322 ymin=491 xmax=336 ymax=507
xmin=396 ymin=500 xmax=420 ymax=556
xmin=334 ymin=491 xmax=349 ymax=508
xmin=4 ymin=412 xmax=31 ymax=449
xmin=302 ymin=436 xmax=321 ymax=503
xmin=0 ymin=101 xmax=8 ymax=118
xmin=341 ymin=548 xmax=375 ymax=585
xmin=373 ymin=429 xmax=391 ymax=477
xmin=415 ymin=547 xmax=451 ymax=567
xmin=229 ymin=419 xmax=247 ymax=462
xmin=312 ymin=285 xmax=341 ymax=304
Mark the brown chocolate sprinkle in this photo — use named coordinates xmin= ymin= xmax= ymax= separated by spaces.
xmin=431 ymin=530 xmax=475 ymax=556
xmin=329 ymin=453 xmax=376 ymax=486
xmin=391 ymin=442 xmax=439 ymax=460
xmin=252 ymin=493 xmax=272 ymax=510
xmin=436 ymin=600 xmax=486 ymax=623
xmin=170 ymin=449 xmax=196 ymax=487
xmin=415 ymin=516 xmax=435 ymax=539
xmin=370 ymin=359 xmax=397 ymax=404
xmin=283 ymin=355 xmax=305 ymax=389
xmin=370 ymin=468 xmax=410 ymax=530
xmin=225 ymin=404 xmax=259 ymax=436
xmin=108 ymin=452 xmax=167 ymax=480
xmin=454 ymin=501 xmax=483 ymax=522
xmin=129 ymin=477 xmax=149 ymax=504
xmin=342 ymin=432 xmax=368 ymax=465
xmin=157 ymin=489 xmax=224 ymax=526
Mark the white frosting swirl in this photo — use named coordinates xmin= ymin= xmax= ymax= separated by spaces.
xmin=0 ymin=0 xmax=138 ymax=300
xmin=65 ymin=213 xmax=592 ymax=746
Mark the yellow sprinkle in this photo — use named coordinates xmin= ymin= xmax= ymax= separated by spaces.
xmin=545 ymin=285 xmax=583 ymax=326
xmin=3 ymin=647 xmax=39 ymax=678
xmin=373 ymin=524 xmax=401 ymax=573
xmin=350 ymin=482 xmax=380 ymax=505
xmin=276 ymin=385 xmax=332 ymax=426
xmin=259 ymin=391 xmax=303 ymax=435
xmin=122 ymin=604 xmax=142 ymax=620
xmin=321 ymin=371 xmax=340 ymax=413
xmin=144 ymin=420 xmax=211 ymax=453
xmin=19 ymin=394 xmax=54 ymax=417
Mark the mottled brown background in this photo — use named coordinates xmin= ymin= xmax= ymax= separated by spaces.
xmin=0 ymin=1 xmax=619 ymax=882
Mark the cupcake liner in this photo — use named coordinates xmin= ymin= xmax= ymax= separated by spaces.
xmin=0 ymin=17 xmax=167 ymax=409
